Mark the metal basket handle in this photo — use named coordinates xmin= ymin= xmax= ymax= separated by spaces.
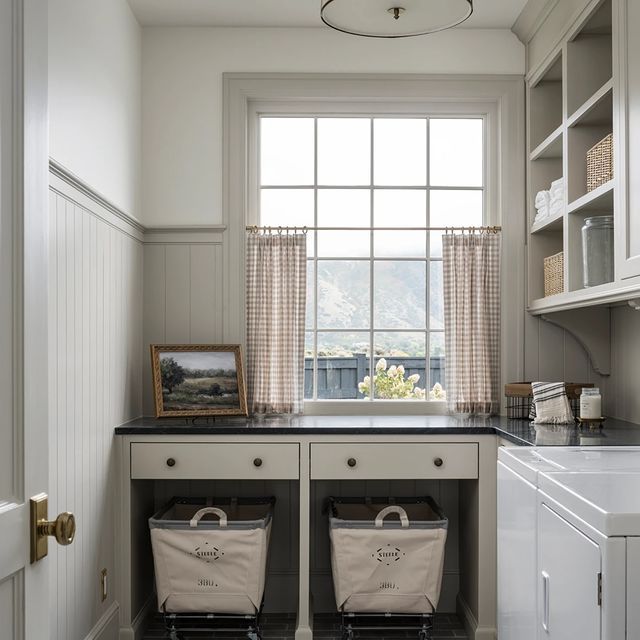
xmin=374 ymin=505 xmax=409 ymax=528
xmin=190 ymin=507 xmax=228 ymax=528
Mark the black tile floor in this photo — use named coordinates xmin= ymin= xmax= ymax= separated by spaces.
xmin=142 ymin=613 xmax=468 ymax=640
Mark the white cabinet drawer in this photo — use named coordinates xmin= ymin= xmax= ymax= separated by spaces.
xmin=130 ymin=442 xmax=299 ymax=480
xmin=310 ymin=442 xmax=478 ymax=480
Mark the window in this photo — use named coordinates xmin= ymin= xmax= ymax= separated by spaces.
xmin=258 ymin=115 xmax=485 ymax=403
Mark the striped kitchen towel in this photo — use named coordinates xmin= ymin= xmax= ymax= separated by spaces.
xmin=530 ymin=382 xmax=575 ymax=425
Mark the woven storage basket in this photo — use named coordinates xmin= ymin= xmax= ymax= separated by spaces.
xmin=504 ymin=382 xmax=593 ymax=419
xmin=544 ymin=251 xmax=564 ymax=297
xmin=587 ymin=133 xmax=613 ymax=192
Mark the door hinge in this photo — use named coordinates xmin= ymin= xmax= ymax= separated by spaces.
xmin=597 ymin=572 xmax=602 ymax=607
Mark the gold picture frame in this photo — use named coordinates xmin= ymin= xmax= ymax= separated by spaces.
xmin=150 ymin=344 xmax=248 ymax=418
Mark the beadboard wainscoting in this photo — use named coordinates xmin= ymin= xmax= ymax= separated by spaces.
xmin=608 ymin=305 xmax=640 ymax=423
xmin=524 ymin=313 xmax=607 ymax=387
xmin=142 ymin=229 xmax=225 ymax=416
xmin=48 ymin=166 xmax=144 ymax=640
xmin=525 ymin=308 xmax=640 ymax=424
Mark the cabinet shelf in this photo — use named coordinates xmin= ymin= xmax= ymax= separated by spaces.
xmin=567 ymin=79 xmax=613 ymax=128
xmin=567 ymin=180 xmax=614 ymax=215
xmin=531 ymin=209 xmax=564 ymax=233
xmin=528 ymin=277 xmax=640 ymax=315
xmin=530 ymin=125 xmax=563 ymax=161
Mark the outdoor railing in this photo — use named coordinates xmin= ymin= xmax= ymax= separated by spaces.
xmin=304 ymin=354 xmax=445 ymax=399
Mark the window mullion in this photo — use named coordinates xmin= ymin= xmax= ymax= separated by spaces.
xmin=369 ymin=117 xmax=375 ymax=402
xmin=313 ymin=117 xmax=319 ymax=402
xmin=426 ymin=117 xmax=431 ymax=397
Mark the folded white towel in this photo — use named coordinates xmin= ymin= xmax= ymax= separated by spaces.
xmin=550 ymin=177 xmax=564 ymax=191
xmin=531 ymin=382 xmax=575 ymax=425
xmin=533 ymin=212 xmax=549 ymax=227
xmin=535 ymin=190 xmax=551 ymax=209
xmin=549 ymin=193 xmax=564 ymax=205
xmin=548 ymin=201 xmax=564 ymax=216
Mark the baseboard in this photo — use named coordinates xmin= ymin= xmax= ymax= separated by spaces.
xmin=84 ymin=601 xmax=120 ymax=640
xmin=456 ymin=594 xmax=496 ymax=640
xmin=132 ymin=594 xmax=156 ymax=640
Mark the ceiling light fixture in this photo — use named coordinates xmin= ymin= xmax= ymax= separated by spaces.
xmin=320 ymin=0 xmax=473 ymax=38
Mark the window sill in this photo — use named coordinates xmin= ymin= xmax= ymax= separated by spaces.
xmin=303 ymin=400 xmax=448 ymax=416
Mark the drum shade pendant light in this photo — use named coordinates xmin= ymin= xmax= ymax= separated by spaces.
xmin=320 ymin=0 xmax=473 ymax=38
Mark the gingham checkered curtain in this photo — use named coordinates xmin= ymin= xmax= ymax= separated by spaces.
xmin=442 ymin=233 xmax=501 ymax=416
xmin=245 ymin=233 xmax=307 ymax=415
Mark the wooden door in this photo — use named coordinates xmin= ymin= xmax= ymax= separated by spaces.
xmin=0 ymin=1 xmax=51 ymax=638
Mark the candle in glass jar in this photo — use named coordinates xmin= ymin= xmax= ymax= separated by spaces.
xmin=580 ymin=388 xmax=602 ymax=419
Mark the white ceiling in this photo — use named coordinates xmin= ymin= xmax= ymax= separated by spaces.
xmin=129 ymin=0 xmax=529 ymax=29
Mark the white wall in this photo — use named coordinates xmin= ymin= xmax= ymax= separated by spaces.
xmin=141 ymin=27 xmax=525 ymax=227
xmin=49 ymin=0 xmax=142 ymax=218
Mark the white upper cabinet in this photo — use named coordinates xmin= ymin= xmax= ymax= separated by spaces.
xmin=615 ymin=0 xmax=640 ymax=280
xmin=525 ymin=0 xmax=640 ymax=313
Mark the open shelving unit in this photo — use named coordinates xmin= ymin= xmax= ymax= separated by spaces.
xmin=527 ymin=0 xmax=615 ymax=312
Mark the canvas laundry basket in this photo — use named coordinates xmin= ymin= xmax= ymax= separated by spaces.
xmin=149 ymin=497 xmax=274 ymax=615
xmin=329 ymin=497 xmax=448 ymax=614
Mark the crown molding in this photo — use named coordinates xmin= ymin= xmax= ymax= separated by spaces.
xmin=512 ymin=0 xmax=560 ymax=44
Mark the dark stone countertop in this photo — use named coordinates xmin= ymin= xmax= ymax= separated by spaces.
xmin=114 ymin=415 xmax=640 ymax=447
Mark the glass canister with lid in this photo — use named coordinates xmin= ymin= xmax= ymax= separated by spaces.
xmin=582 ymin=215 xmax=614 ymax=287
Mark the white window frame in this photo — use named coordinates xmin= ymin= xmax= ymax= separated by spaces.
xmin=223 ymin=74 xmax=526 ymax=415
xmin=253 ymin=108 xmax=488 ymax=413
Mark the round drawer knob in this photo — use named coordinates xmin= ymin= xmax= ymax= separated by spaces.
xmin=166 ymin=458 xmax=176 ymax=468
xmin=347 ymin=458 xmax=357 ymax=468
xmin=433 ymin=457 xmax=444 ymax=468
xmin=253 ymin=457 xmax=263 ymax=468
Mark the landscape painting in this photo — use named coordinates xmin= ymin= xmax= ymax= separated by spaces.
xmin=151 ymin=345 xmax=247 ymax=417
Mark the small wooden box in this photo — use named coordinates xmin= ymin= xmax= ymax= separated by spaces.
xmin=586 ymin=133 xmax=613 ymax=192
xmin=544 ymin=251 xmax=564 ymax=297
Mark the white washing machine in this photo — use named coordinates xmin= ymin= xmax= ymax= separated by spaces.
xmin=498 ymin=446 xmax=640 ymax=640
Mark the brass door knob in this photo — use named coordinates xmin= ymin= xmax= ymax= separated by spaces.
xmin=30 ymin=494 xmax=76 ymax=563
xmin=38 ymin=512 xmax=76 ymax=546
xmin=433 ymin=457 xmax=444 ymax=468
xmin=347 ymin=457 xmax=357 ymax=468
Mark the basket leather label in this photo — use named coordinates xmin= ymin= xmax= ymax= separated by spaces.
xmin=189 ymin=541 xmax=224 ymax=563
xmin=372 ymin=544 xmax=406 ymax=565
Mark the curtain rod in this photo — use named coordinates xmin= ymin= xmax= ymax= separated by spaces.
xmin=246 ymin=225 xmax=501 ymax=234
